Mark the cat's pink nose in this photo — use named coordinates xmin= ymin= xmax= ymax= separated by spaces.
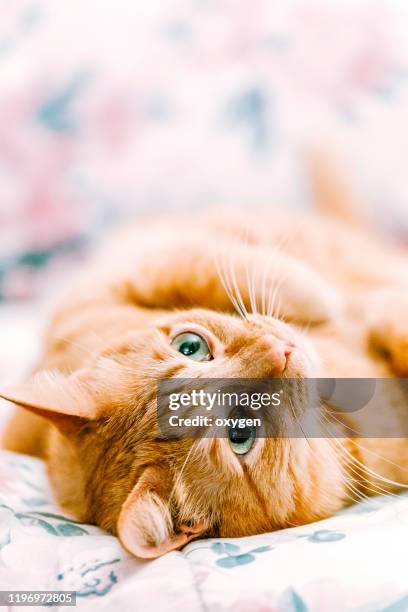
xmin=257 ymin=335 xmax=294 ymax=373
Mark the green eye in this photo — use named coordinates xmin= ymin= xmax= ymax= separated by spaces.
xmin=171 ymin=332 xmax=212 ymax=362
xmin=228 ymin=424 xmax=256 ymax=455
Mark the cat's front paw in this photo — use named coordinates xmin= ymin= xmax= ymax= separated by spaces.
xmin=276 ymin=268 xmax=343 ymax=325
xmin=389 ymin=334 xmax=408 ymax=376
xmin=368 ymin=289 xmax=408 ymax=376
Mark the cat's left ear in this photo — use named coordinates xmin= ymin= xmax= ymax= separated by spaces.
xmin=118 ymin=465 xmax=207 ymax=559
xmin=0 ymin=370 xmax=97 ymax=434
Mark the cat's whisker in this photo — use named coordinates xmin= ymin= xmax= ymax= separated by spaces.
xmin=228 ymin=237 xmax=249 ymax=320
xmin=262 ymin=260 xmax=279 ymax=320
xmin=341 ymin=486 xmax=369 ymax=506
xmin=288 ymin=397 xmax=311 ymax=449
xmin=168 ymin=442 xmax=197 ymax=506
xmin=266 ymin=282 xmax=275 ymax=318
xmin=213 ymin=248 xmax=234 ymax=308
xmin=293 ymin=416 xmax=367 ymax=505
xmin=253 ymin=253 xmax=261 ymax=316
xmin=272 ymin=273 xmax=290 ymax=322
xmin=335 ymin=437 xmax=408 ymax=490
xmin=289 ymin=413 xmax=367 ymax=506
xmin=324 ymin=411 xmax=408 ymax=475
xmin=323 ymin=436 xmax=396 ymax=500
xmin=260 ymin=258 xmax=269 ymax=318
xmin=297 ymin=412 xmax=382 ymax=504
xmin=328 ymin=440 xmax=402 ymax=500
xmin=314 ymin=433 xmax=382 ymax=504
xmin=269 ymin=276 xmax=284 ymax=320
xmin=259 ymin=234 xmax=292 ymax=321
xmin=244 ymin=249 xmax=258 ymax=316
xmin=320 ymin=415 xmax=406 ymax=498
xmin=275 ymin=292 xmax=283 ymax=321
xmin=334 ymin=464 xmax=370 ymax=505
xmin=213 ymin=246 xmax=246 ymax=320
xmin=240 ymin=226 xmax=255 ymax=318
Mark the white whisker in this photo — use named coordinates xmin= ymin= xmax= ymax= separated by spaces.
xmin=213 ymin=245 xmax=246 ymax=320
xmin=228 ymin=234 xmax=249 ymax=320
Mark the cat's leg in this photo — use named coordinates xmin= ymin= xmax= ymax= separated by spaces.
xmin=368 ymin=289 xmax=408 ymax=376
xmin=60 ymin=226 xmax=343 ymax=327
xmin=121 ymin=234 xmax=343 ymax=325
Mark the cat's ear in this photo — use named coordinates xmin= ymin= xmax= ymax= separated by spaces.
xmin=0 ymin=370 xmax=97 ymax=434
xmin=118 ymin=465 xmax=207 ymax=559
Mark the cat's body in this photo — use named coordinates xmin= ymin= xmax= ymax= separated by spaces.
xmin=2 ymin=208 xmax=408 ymax=558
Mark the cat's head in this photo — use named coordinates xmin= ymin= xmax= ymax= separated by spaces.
xmin=1 ymin=308 xmax=346 ymax=558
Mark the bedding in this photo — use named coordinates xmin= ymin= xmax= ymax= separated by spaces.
xmin=1 ymin=448 xmax=408 ymax=611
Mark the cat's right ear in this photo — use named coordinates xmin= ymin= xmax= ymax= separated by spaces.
xmin=0 ymin=370 xmax=98 ymax=434
xmin=118 ymin=465 xmax=207 ymax=559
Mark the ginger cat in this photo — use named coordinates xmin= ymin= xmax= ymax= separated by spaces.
xmin=1 ymin=174 xmax=408 ymax=558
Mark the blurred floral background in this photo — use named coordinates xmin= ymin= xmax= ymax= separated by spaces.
xmin=1 ymin=0 xmax=408 ymax=395
xmin=2 ymin=0 xmax=408 ymax=302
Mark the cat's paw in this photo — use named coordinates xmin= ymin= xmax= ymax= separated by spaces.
xmin=389 ymin=334 xmax=408 ymax=376
xmin=274 ymin=265 xmax=344 ymax=325
xmin=368 ymin=289 xmax=408 ymax=376
xmin=371 ymin=325 xmax=408 ymax=376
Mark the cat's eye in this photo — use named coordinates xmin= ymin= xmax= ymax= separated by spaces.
xmin=171 ymin=332 xmax=213 ymax=362
xmin=228 ymin=423 xmax=256 ymax=455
